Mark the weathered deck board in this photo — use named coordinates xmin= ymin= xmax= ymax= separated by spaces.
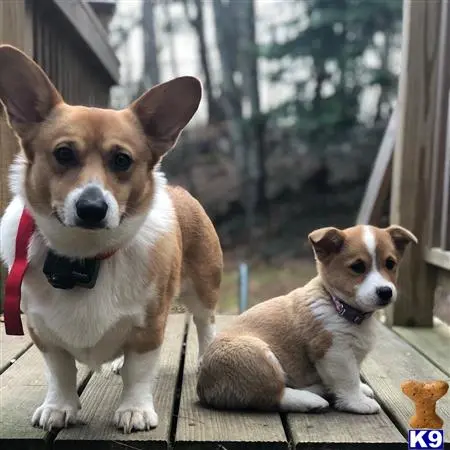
xmin=55 ymin=314 xmax=187 ymax=450
xmin=0 ymin=345 xmax=90 ymax=449
xmin=287 ymin=407 xmax=405 ymax=449
xmin=393 ymin=319 xmax=450 ymax=376
xmin=1 ymin=313 xmax=449 ymax=448
xmin=175 ymin=315 xmax=288 ymax=450
xmin=361 ymin=321 xmax=450 ymax=442
xmin=0 ymin=317 xmax=32 ymax=373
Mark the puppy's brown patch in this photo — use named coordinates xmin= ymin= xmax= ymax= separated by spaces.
xmin=197 ymin=277 xmax=333 ymax=410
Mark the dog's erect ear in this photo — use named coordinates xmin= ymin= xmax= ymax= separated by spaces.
xmin=129 ymin=76 xmax=202 ymax=159
xmin=385 ymin=225 xmax=418 ymax=256
xmin=0 ymin=45 xmax=62 ymax=134
xmin=308 ymin=227 xmax=345 ymax=262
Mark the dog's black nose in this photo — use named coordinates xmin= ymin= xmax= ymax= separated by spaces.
xmin=76 ymin=186 xmax=108 ymax=228
xmin=376 ymin=286 xmax=393 ymax=304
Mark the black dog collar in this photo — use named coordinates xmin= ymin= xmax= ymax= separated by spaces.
xmin=43 ymin=247 xmax=116 ymax=290
xmin=331 ymin=296 xmax=373 ymax=325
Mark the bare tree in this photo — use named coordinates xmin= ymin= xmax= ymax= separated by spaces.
xmin=162 ymin=0 xmax=179 ymax=77
xmin=182 ymin=0 xmax=223 ymax=123
xmin=213 ymin=0 xmax=242 ymax=120
xmin=142 ymin=0 xmax=160 ymax=88
xmin=239 ymin=0 xmax=267 ymax=215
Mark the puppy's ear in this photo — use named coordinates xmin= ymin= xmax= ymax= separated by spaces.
xmin=385 ymin=225 xmax=418 ymax=256
xmin=308 ymin=227 xmax=345 ymax=262
xmin=129 ymin=76 xmax=202 ymax=160
xmin=0 ymin=45 xmax=62 ymax=136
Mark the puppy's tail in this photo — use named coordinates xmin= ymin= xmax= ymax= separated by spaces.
xmin=196 ymin=334 xmax=328 ymax=412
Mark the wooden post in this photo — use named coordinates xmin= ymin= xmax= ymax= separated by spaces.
xmin=388 ymin=0 xmax=442 ymax=327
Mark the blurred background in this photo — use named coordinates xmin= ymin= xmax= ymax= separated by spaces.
xmin=0 ymin=0 xmax=405 ymax=313
xmin=106 ymin=0 xmax=402 ymax=311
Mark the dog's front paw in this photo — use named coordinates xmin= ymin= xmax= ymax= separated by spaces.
xmin=114 ymin=405 xmax=159 ymax=433
xmin=32 ymin=402 xmax=80 ymax=430
xmin=335 ymin=394 xmax=380 ymax=414
xmin=360 ymin=382 xmax=374 ymax=398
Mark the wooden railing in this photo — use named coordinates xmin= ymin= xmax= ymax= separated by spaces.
xmin=358 ymin=0 xmax=450 ymax=327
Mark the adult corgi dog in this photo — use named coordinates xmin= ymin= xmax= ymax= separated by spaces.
xmin=0 ymin=45 xmax=222 ymax=433
xmin=197 ymin=225 xmax=416 ymax=414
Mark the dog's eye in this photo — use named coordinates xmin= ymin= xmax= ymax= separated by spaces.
xmin=110 ymin=152 xmax=133 ymax=172
xmin=350 ymin=260 xmax=366 ymax=274
xmin=53 ymin=146 xmax=78 ymax=167
xmin=385 ymin=257 xmax=396 ymax=270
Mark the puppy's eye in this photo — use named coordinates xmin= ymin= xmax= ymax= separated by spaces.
xmin=110 ymin=151 xmax=133 ymax=172
xmin=350 ymin=260 xmax=366 ymax=274
xmin=53 ymin=145 xmax=78 ymax=167
xmin=385 ymin=257 xmax=396 ymax=270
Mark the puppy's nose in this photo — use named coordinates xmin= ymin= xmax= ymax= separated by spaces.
xmin=376 ymin=286 xmax=393 ymax=304
xmin=75 ymin=186 xmax=108 ymax=228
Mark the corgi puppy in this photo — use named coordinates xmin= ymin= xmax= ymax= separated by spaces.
xmin=197 ymin=225 xmax=416 ymax=414
xmin=0 ymin=45 xmax=223 ymax=433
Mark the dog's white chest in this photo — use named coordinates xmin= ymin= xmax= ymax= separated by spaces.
xmin=21 ymin=240 xmax=154 ymax=365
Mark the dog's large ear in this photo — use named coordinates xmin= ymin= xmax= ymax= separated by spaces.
xmin=129 ymin=76 xmax=202 ymax=159
xmin=385 ymin=225 xmax=418 ymax=256
xmin=0 ymin=45 xmax=62 ymax=136
xmin=308 ymin=227 xmax=345 ymax=262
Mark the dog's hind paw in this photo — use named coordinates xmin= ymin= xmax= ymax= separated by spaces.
xmin=114 ymin=406 xmax=159 ymax=433
xmin=32 ymin=403 xmax=79 ymax=430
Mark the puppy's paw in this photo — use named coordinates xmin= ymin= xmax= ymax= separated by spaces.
xmin=114 ymin=405 xmax=159 ymax=433
xmin=110 ymin=356 xmax=124 ymax=374
xmin=335 ymin=394 xmax=381 ymax=414
xmin=32 ymin=402 xmax=80 ymax=430
xmin=360 ymin=382 xmax=374 ymax=398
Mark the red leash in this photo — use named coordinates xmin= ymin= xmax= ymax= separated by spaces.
xmin=3 ymin=208 xmax=117 ymax=335
xmin=4 ymin=208 xmax=35 ymax=335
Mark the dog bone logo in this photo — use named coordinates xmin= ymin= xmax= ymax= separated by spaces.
xmin=401 ymin=380 xmax=448 ymax=429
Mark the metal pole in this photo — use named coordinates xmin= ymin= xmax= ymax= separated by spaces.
xmin=238 ymin=262 xmax=249 ymax=313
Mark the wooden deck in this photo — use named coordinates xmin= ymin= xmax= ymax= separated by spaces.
xmin=1 ymin=314 xmax=449 ymax=449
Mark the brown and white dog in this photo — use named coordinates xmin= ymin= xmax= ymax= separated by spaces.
xmin=0 ymin=45 xmax=222 ymax=433
xmin=197 ymin=225 xmax=416 ymax=414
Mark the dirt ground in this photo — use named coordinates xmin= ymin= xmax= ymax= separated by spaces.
xmin=173 ymin=251 xmax=317 ymax=314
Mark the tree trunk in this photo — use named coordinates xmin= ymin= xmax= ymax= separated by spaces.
xmin=183 ymin=0 xmax=223 ymax=123
xmin=213 ymin=0 xmax=242 ymax=121
xmin=239 ymin=0 xmax=268 ymax=225
xmin=162 ymin=0 xmax=179 ymax=78
xmin=142 ymin=0 xmax=160 ymax=87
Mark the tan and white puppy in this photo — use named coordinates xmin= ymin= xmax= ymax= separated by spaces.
xmin=197 ymin=225 xmax=416 ymax=414
xmin=0 ymin=45 xmax=222 ymax=433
